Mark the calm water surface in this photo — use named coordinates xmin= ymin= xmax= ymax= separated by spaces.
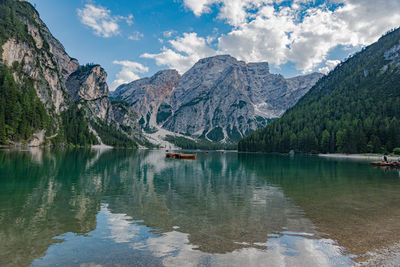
xmin=1 ymin=149 xmax=400 ymax=266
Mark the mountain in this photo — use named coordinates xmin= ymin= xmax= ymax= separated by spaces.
xmin=112 ymin=69 xmax=181 ymax=131
xmin=239 ymin=28 xmax=400 ymax=154
xmin=113 ymin=55 xmax=322 ymax=143
xmin=0 ymin=0 xmax=142 ymax=147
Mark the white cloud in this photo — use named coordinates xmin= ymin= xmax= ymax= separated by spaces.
xmin=182 ymin=0 xmax=216 ymax=16
xmin=110 ymin=60 xmax=149 ymax=90
xmin=77 ymin=4 xmax=134 ymax=38
xmin=128 ymin=31 xmax=144 ymax=41
xmin=318 ymin=59 xmax=341 ymax=74
xmin=141 ymin=32 xmax=216 ymax=73
xmin=150 ymin=0 xmax=400 ymax=74
xmin=163 ymin=30 xmax=177 ymax=38
xmin=218 ymin=5 xmax=293 ymax=66
xmin=124 ymin=14 xmax=134 ymax=26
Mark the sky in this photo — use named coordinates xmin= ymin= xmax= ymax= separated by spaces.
xmin=29 ymin=0 xmax=400 ymax=91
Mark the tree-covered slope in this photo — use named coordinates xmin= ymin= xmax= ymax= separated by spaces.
xmin=0 ymin=64 xmax=50 ymax=144
xmin=0 ymin=0 xmax=141 ymax=147
xmin=239 ymin=28 xmax=400 ymax=154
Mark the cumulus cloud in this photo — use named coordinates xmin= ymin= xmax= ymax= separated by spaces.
xmin=182 ymin=0 xmax=216 ymax=16
xmin=128 ymin=31 xmax=144 ymax=41
xmin=141 ymin=32 xmax=216 ymax=73
xmin=77 ymin=4 xmax=133 ymax=38
xmin=110 ymin=60 xmax=149 ymax=90
xmin=318 ymin=59 xmax=341 ymax=74
xmin=146 ymin=0 xmax=400 ymax=74
xmin=218 ymin=5 xmax=293 ymax=66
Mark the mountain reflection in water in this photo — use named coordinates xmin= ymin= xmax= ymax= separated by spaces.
xmin=1 ymin=149 xmax=399 ymax=266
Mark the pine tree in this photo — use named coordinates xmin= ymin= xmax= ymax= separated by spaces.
xmin=239 ymin=28 xmax=400 ymax=154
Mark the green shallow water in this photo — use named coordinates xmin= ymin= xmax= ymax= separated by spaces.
xmin=0 ymin=149 xmax=400 ymax=266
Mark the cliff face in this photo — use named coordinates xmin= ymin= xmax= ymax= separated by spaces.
xmin=113 ymin=69 xmax=181 ymax=130
xmin=66 ymin=65 xmax=109 ymax=102
xmin=0 ymin=0 xmax=142 ymax=146
xmin=66 ymin=65 xmax=113 ymax=125
xmin=1 ymin=19 xmax=79 ymax=113
xmin=113 ymin=55 xmax=322 ymax=142
xmin=66 ymin=65 xmax=143 ymax=142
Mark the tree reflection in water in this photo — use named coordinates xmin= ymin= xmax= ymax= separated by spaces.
xmin=1 ymin=149 xmax=398 ymax=266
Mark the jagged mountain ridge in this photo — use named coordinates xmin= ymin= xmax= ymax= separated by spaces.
xmin=0 ymin=0 xmax=143 ymax=147
xmin=113 ymin=55 xmax=322 ymax=142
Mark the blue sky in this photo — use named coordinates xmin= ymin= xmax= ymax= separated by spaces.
xmin=29 ymin=0 xmax=400 ymax=90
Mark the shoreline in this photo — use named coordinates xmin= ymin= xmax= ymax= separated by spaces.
xmin=91 ymin=144 xmax=113 ymax=150
xmin=357 ymin=242 xmax=400 ymax=266
xmin=319 ymin=153 xmax=399 ymax=161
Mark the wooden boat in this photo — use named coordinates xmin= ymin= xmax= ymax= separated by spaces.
xmin=370 ymin=161 xmax=400 ymax=168
xmin=166 ymin=153 xmax=197 ymax=160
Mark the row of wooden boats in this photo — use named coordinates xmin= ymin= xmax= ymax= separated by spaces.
xmin=370 ymin=161 xmax=400 ymax=168
xmin=166 ymin=153 xmax=197 ymax=160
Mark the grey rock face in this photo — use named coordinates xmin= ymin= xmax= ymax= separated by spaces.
xmin=383 ymin=40 xmax=400 ymax=69
xmin=111 ymin=101 xmax=144 ymax=142
xmin=66 ymin=65 xmax=143 ymax=141
xmin=2 ymin=7 xmax=79 ymax=113
xmin=66 ymin=65 xmax=109 ymax=102
xmin=112 ymin=69 xmax=181 ymax=129
xmin=1 ymin=1 xmax=142 ymax=145
xmin=114 ymin=55 xmax=323 ymax=142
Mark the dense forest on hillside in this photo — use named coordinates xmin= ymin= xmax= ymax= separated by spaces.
xmin=239 ymin=28 xmax=400 ymax=154
xmin=59 ymin=104 xmax=98 ymax=147
xmin=0 ymin=65 xmax=50 ymax=144
xmin=0 ymin=0 xmax=53 ymax=145
xmin=91 ymin=120 xmax=137 ymax=148
xmin=0 ymin=0 xmax=39 ymax=50
xmin=0 ymin=63 xmax=99 ymax=147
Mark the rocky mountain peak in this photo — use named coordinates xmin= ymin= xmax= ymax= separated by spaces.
xmin=193 ymin=55 xmax=270 ymax=74
xmin=197 ymin=54 xmax=238 ymax=64
xmin=150 ymin=69 xmax=180 ymax=81
xmin=114 ymin=54 xmax=323 ymax=144
xmin=66 ymin=64 xmax=108 ymax=102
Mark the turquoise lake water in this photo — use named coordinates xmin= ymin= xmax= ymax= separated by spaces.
xmin=1 ymin=149 xmax=400 ymax=266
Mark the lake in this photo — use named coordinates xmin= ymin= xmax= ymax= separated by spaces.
xmin=1 ymin=149 xmax=400 ymax=266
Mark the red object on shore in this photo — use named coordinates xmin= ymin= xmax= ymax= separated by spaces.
xmin=166 ymin=153 xmax=197 ymax=160
xmin=370 ymin=161 xmax=400 ymax=168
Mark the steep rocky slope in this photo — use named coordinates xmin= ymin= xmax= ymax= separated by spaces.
xmin=113 ymin=69 xmax=181 ymax=130
xmin=65 ymin=65 xmax=143 ymax=144
xmin=113 ymin=55 xmax=322 ymax=143
xmin=0 ymin=0 xmax=142 ymax=147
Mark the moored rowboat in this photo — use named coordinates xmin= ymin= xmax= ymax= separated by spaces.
xmin=370 ymin=161 xmax=400 ymax=168
xmin=166 ymin=153 xmax=197 ymax=160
